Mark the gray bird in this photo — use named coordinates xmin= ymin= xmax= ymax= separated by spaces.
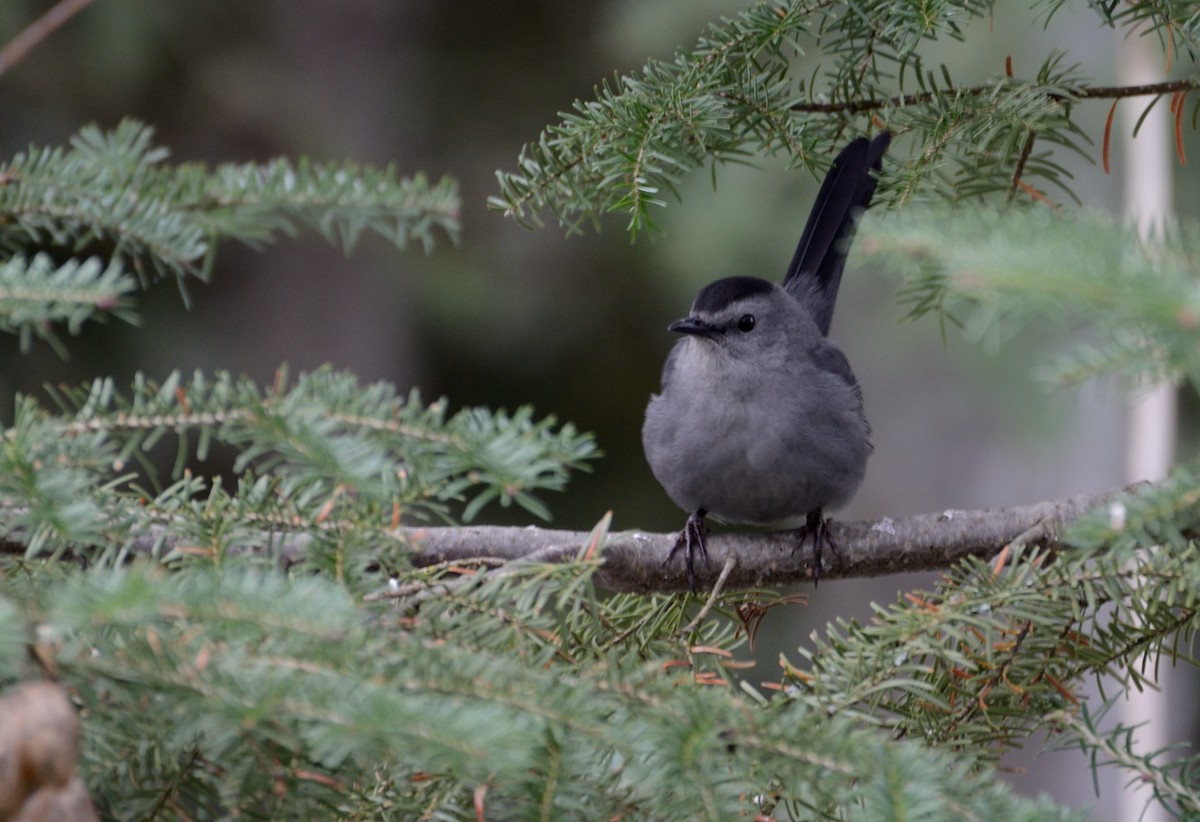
xmin=642 ymin=133 xmax=889 ymax=591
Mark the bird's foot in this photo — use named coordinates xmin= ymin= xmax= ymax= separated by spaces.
xmin=665 ymin=509 xmax=710 ymax=593
xmin=794 ymin=509 xmax=838 ymax=586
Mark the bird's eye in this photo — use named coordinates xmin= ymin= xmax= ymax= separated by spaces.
xmin=737 ymin=314 xmax=756 ymax=332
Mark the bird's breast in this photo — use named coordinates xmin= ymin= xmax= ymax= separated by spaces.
xmin=642 ymin=349 xmax=868 ymax=524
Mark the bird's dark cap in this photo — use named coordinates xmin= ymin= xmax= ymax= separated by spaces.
xmin=691 ymin=276 xmax=774 ymax=314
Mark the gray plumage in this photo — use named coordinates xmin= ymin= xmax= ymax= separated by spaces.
xmin=642 ymin=133 xmax=889 ymax=589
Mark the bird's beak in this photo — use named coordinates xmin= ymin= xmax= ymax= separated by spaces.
xmin=668 ymin=316 xmax=719 ymax=338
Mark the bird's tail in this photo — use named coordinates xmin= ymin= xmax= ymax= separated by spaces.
xmin=782 ymin=132 xmax=890 ymax=336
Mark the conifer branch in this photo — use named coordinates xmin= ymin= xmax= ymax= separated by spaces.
xmin=0 ymin=562 xmax=1091 ymax=820
xmin=0 ymin=254 xmax=137 ymax=353
xmin=0 ymin=368 xmax=599 ymax=559
xmin=864 ymin=207 xmax=1200 ymax=386
xmin=405 ymin=487 xmax=1124 ymax=593
xmin=0 ymin=483 xmax=1139 ymax=594
xmin=493 ymin=0 xmax=1198 ymax=232
xmin=788 ymin=77 xmax=1200 ymax=114
xmin=1051 ymin=706 xmax=1200 ymax=818
xmin=0 ymin=121 xmax=460 ymax=346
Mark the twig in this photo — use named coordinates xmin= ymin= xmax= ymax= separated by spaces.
xmin=361 ymin=543 xmax=587 ymax=610
xmin=362 ymin=557 xmax=508 ymax=602
xmin=1007 ymin=130 xmax=1038 ymax=203
xmin=0 ymin=0 xmax=98 ymax=79
xmin=680 ymin=556 xmax=738 ymax=638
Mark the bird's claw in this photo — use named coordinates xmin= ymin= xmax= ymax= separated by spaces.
xmin=665 ymin=509 xmax=710 ymax=593
xmin=794 ymin=509 xmax=838 ymax=585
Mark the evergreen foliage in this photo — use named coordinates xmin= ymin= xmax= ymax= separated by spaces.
xmin=0 ymin=120 xmax=459 ymax=350
xmin=3 ymin=367 xmax=597 ymax=568
xmin=491 ymin=0 xmax=1197 ymax=231
xmin=2 ymin=0 xmax=1199 ymax=819
xmin=3 ymin=557 xmax=1092 ymax=820
xmin=866 ymin=207 xmax=1200 ymax=385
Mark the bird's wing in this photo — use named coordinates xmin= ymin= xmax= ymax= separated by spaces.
xmin=782 ymin=132 xmax=890 ymax=337
xmin=808 ymin=339 xmax=872 ymax=443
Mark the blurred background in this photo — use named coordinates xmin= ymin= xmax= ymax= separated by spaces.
xmin=0 ymin=1 xmax=1195 ymax=816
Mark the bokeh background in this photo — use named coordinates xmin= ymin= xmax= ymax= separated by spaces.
xmin=0 ymin=1 xmax=1196 ymax=816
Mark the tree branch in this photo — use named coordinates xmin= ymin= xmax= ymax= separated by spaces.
xmin=790 ymin=78 xmax=1200 ymax=115
xmin=0 ymin=0 xmax=97 ymax=79
xmin=0 ymin=484 xmax=1138 ymax=593
xmin=407 ymin=486 xmax=1130 ymax=592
